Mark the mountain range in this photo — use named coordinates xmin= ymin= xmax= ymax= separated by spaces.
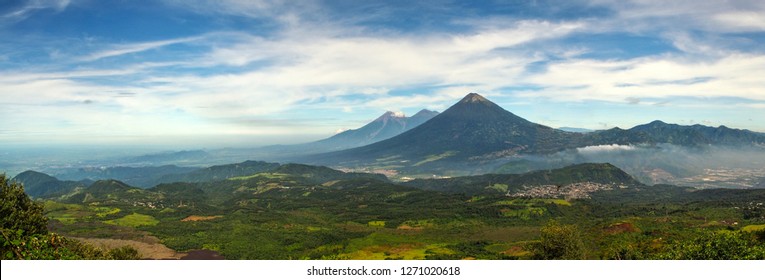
xmin=18 ymin=161 xmax=641 ymax=202
xmin=304 ymin=93 xmax=765 ymax=171
xmin=12 ymin=161 xmax=388 ymax=198
xmin=15 ymin=92 xmax=763 ymax=190
xmin=12 ymin=170 xmax=86 ymax=198
xmin=253 ymin=109 xmax=438 ymax=158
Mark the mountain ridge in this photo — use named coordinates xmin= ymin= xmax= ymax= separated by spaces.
xmin=12 ymin=171 xmax=85 ymax=198
xmin=303 ymin=93 xmax=765 ymax=171
xmin=309 ymin=93 xmax=583 ymax=166
xmin=252 ymin=109 xmax=439 ymax=159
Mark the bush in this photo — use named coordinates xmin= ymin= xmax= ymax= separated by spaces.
xmin=0 ymin=174 xmax=140 ymax=260
xmin=1 ymin=175 xmax=48 ymax=236
xmin=529 ymin=220 xmax=585 ymax=260
xmin=659 ymin=230 xmax=765 ymax=260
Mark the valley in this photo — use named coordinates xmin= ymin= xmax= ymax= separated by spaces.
xmin=672 ymin=168 xmax=765 ymax=189
xmin=5 ymin=160 xmax=765 ymax=260
xmin=3 ymin=93 xmax=765 ymax=260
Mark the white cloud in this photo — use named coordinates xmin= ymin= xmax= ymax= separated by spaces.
xmin=587 ymin=0 xmax=765 ymax=32
xmin=524 ymin=53 xmax=765 ymax=102
xmin=577 ymin=144 xmax=637 ymax=154
xmin=81 ymin=37 xmax=201 ymax=61
xmin=2 ymin=19 xmax=583 ymax=144
xmin=2 ymin=0 xmax=71 ymax=22
xmin=5 ymin=1 xmax=765 ymax=145
xmin=161 ymin=0 xmax=320 ymax=24
xmin=119 ymin=20 xmax=580 ymax=120
xmin=714 ymin=11 xmax=765 ymax=31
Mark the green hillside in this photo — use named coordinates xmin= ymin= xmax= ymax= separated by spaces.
xmin=14 ymin=162 xmax=763 ymax=260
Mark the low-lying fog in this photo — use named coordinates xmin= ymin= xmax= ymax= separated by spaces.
xmin=501 ymin=144 xmax=765 ymax=189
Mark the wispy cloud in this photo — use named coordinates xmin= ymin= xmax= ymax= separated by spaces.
xmin=587 ymin=0 xmax=765 ymax=32
xmin=524 ymin=53 xmax=765 ymax=102
xmin=1 ymin=0 xmax=71 ymax=23
xmin=161 ymin=0 xmax=321 ymax=24
xmin=80 ymin=37 xmax=202 ymax=61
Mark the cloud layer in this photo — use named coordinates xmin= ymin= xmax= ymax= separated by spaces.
xmin=1 ymin=0 xmax=764 ymax=146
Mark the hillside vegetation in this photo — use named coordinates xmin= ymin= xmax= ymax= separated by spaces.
xmin=9 ymin=162 xmax=764 ymax=260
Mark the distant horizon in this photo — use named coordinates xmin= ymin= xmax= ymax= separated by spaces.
xmin=2 ymin=97 xmax=764 ymax=150
xmin=2 ymin=1 xmax=764 ymax=147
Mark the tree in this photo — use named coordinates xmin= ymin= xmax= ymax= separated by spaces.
xmin=1 ymin=174 xmax=140 ymax=259
xmin=532 ymin=220 xmax=585 ymax=260
xmin=1 ymin=174 xmax=48 ymax=235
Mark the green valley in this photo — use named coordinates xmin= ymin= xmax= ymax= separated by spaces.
xmin=5 ymin=162 xmax=764 ymax=260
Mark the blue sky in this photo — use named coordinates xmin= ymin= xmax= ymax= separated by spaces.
xmin=1 ymin=0 xmax=764 ymax=148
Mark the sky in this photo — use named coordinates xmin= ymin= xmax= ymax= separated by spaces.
xmin=1 ymin=0 xmax=764 ymax=148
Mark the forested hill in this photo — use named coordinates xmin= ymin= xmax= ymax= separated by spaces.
xmin=403 ymin=163 xmax=641 ymax=194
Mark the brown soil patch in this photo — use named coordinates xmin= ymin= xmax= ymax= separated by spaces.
xmin=502 ymin=246 xmax=530 ymax=257
xmin=180 ymin=249 xmax=225 ymax=260
xmin=396 ymin=225 xmax=423 ymax=231
xmin=604 ymin=222 xmax=639 ymax=234
xmin=181 ymin=215 xmax=223 ymax=222
xmin=74 ymin=237 xmax=187 ymax=259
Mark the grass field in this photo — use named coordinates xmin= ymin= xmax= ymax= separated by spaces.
xmin=105 ymin=213 xmax=160 ymax=227
xmin=414 ymin=151 xmax=457 ymax=167
xmin=742 ymin=224 xmax=765 ymax=232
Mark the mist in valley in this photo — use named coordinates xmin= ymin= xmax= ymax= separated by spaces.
xmin=498 ymin=144 xmax=765 ymax=188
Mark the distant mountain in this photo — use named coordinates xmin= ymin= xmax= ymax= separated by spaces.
xmin=558 ymin=127 xmax=594 ymax=133
xmin=582 ymin=121 xmax=765 ymax=148
xmin=157 ymin=160 xmax=280 ymax=184
xmin=13 ymin=171 xmax=85 ymax=198
xmin=56 ymin=165 xmax=197 ymax=188
xmin=627 ymin=120 xmax=765 ymax=146
xmin=43 ymin=162 xmax=391 ymax=207
xmin=272 ymin=163 xmax=389 ymax=184
xmin=128 ymin=150 xmax=210 ymax=164
xmin=403 ymin=163 xmax=641 ymax=195
xmin=304 ymin=93 xmax=765 ymax=171
xmin=255 ymin=109 xmax=439 ymax=158
xmin=311 ymin=109 xmax=439 ymax=151
xmin=310 ymin=93 xmax=584 ymax=167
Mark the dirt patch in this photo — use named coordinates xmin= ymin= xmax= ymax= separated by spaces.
xmin=501 ymin=245 xmax=530 ymax=257
xmin=181 ymin=215 xmax=223 ymax=222
xmin=180 ymin=250 xmax=225 ymax=260
xmin=74 ymin=237 xmax=187 ymax=259
xmin=604 ymin=222 xmax=639 ymax=234
xmin=396 ymin=225 xmax=423 ymax=231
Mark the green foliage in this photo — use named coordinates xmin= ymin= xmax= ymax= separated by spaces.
xmin=425 ymin=241 xmax=515 ymax=260
xmin=367 ymin=221 xmax=385 ymax=227
xmin=0 ymin=175 xmax=139 ymax=259
xmin=107 ymin=245 xmax=141 ymax=260
xmin=742 ymin=224 xmax=765 ymax=232
xmin=530 ymin=220 xmax=585 ymax=260
xmin=0 ymin=229 xmax=139 ymax=260
xmin=1 ymin=174 xmax=48 ymax=236
xmin=600 ymin=235 xmax=648 ymax=260
xmin=404 ymin=163 xmax=639 ymax=195
xmin=659 ymin=230 xmax=765 ymax=260
xmin=105 ymin=213 xmax=159 ymax=227
xmin=20 ymin=162 xmax=765 ymax=260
